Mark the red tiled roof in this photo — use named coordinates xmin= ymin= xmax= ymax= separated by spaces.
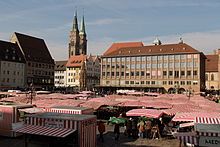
xmin=103 ymin=42 xmax=143 ymax=56
xmin=103 ymin=43 xmax=201 ymax=57
xmin=66 ymin=55 xmax=88 ymax=67
xmin=55 ymin=61 xmax=67 ymax=70
xmin=205 ymin=55 xmax=218 ymax=72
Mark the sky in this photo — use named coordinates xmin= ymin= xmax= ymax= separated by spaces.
xmin=1 ymin=0 xmax=220 ymax=61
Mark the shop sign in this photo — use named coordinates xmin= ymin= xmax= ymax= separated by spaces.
xmin=199 ymin=136 xmax=220 ymax=147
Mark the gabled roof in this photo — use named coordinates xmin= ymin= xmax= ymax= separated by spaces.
xmin=0 ymin=40 xmax=26 ymax=63
xmin=66 ymin=54 xmax=88 ymax=67
xmin=55 ymin=61 xmax=67 ymax=71
xmin=103 ymin=42 xmax=143 ymax=56
xmin=12 ymin=32 xmax=54 ymax=64
xmin=103 ymin=43 xmax=201 ymax=57
xmin=205 ymin=55 xmax=218 ymax=72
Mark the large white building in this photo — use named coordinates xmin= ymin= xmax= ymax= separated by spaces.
xmin=0 ymin=40 xmax=26 ymax=89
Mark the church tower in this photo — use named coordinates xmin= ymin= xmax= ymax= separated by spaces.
xmin=69 ymin=11 xmax=80 ymax=58
xmin=79 ymin=15 xmax=87 ymax=55
xmin=68 ymin=11 xmax=87 ymax=58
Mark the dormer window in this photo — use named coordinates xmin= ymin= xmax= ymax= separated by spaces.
xmin=183 ymin=47 xmax=186 ymax=50
xmin=171 ymin=48 xmax=174 ymax=51
xmin=149 ymin=49 xmax=151 ymax=52
xmin=138 ymin=50 xmax=141 ymax=52
xmin=119 ymin=51 xmax=121 ymax=54
xmin=160 ymin=49 xmax=162 ymax=51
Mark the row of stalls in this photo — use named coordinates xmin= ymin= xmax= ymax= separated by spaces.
xmin=174 ymin=117 xmax=220 ymax=147
xmin=0 ymin=101 xmax=96 ymax=147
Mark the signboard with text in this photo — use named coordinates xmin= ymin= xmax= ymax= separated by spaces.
xmin=45 ymin=120 xmax=64 ymax=128
xmin=195 ymin=123 xmax=220 ymax=133
xmin=199 ymin=136 xmax=220 ymax=147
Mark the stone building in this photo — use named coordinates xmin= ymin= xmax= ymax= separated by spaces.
xmin=100 ymin=39 xmax=206 ymax=93
xmin=10 ymin=32 xmax=55 ymax=90
xmin=54 ymin=61 xmax=67 ymax=88
xmin=205 ymin=50 xmax=219 ymax=91
xmin=0 ymin=40 xmax=26 ymax=89
xmin=68 ymin=11 xmax=87 ymax=58
xmin=66 ymin=54 xmax=100 ymax=91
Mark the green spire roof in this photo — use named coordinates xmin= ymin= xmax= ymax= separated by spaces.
xmin=179 ymin=37 xmax=183 ymax=44
xmin=72 ymin=10 xmax=79 ymax=31
xmin=153 ymin=38 xmax=161 ymax=45
xmin=79 ymin=15 xmax=86 ymax=35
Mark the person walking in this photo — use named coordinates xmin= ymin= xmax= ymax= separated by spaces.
xmin=114 ymin=123 xmax=120 ymax=140
xmin=145 ymin=119 xmax=152 ymax=139
xmin=137 ymin=119 xmax=145 ymax=138
xmin=131 ymin=119 xmax=138 ymax=139
xmin=127 ymin=118 xmax=132 ymax=137
xmin=98 ymin=121 xmax=105 ymax=142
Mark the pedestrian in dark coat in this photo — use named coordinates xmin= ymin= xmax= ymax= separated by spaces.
xmin=114 ymin=123 xmax=120 ymax=140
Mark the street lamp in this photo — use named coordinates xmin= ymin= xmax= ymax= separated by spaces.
xmin=186 ymin=86 xmax=193 ymax=100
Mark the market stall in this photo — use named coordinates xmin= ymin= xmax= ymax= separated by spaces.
xmin=0 ymin=101 xmax=33 ymax=137
xmin=15 ymin=112 xmax=97 ymax=147
xmin=45 ymin=106 xmax=94 ymax=115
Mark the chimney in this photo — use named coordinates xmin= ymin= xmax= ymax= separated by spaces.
xmin=214 ymin=49 xmax=217 ymax=55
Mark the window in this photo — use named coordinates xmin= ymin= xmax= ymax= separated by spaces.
xmin=146 ymin=81 xmax=150 ymax=84
xmin=111 ymin=64 xmax=115 ymax=68
xmin=121 ymin=72 xmax=124 ymax=76
xmin=174 ymin=63 xmax=179 ymax=68
xmin=131 ymin=64 xmax=135 ymax=69
xmin=187 ymin=62 xmax=191 ymax=68
xmin=111 ymin=72 xmax=115 ymax=76
xmin=141 ymin=56 xmax=145 ymax=61
xmin=193 ymin=62 xmax=198 ymax=67
xmin=121 ymin=64 xmax=125 ymax=68
xmin=169 ymin=55 xmax=173 ymax=60
xmin=169 ymin=63 xmax=173 ymax=68
xmin=116 ymin=58 xmax=120 ymax=62
xmin=141 ymin=81 xmax=144 ymax=84
xmin=112 ymin=58 xmax=115 ymax=62
xmin=141 ymin=71 xmax=145 ymax=76
xmin=125 ymin=81 xmax=129 ymax=84
xmin=158 ymin=56 xmax=162 ymax=60
xmin=180 ymin=81 xmax=185 ymax=85
xmin=126 ymin=57 xmax=130 ymax=62
xmin=163 ymin=63 xmax=168 ymax=68
xmin=180 ymin=62 xmax=185 ymax=68
xmin=121 ymin=58 xmax=125 ymax=62
xmin=193 ymin=70 xmax=198 ymax=76
xmin=193 ymin=54 xmax=198 ymax=58
xmin=211 ymin=74 xmax=214 ymax=81
xmin=141 ymin=63 xmax=145 ymax=69
xmin=152 ymin=63 xmax=156 ymax=68
xmin=152 ymin=56 xmax=157 ymax=60
xmin=174 ymin=55 xmax=180 ymax=60
xmin=136 ymin=64 xmax=140 ymax=69
xmin=107 ymin=72 xmax=110 ymax=76
xmin=130 ymin=81 xmax=134 ymax=84
xmin=158 ymin=63 xmax=162 ymax=68
xmin=151 ymin=81 xmax=156 ymax=85
xmin=146 ymin=71 xmax=150 ymax=77
xmin=174 ymin=71 xmax=179 ymax=77
xmin=163 ymin=71 xmax=167 ymax=76
xmin=131 ymin=71 xmax=134 ymax=76
xmin=107 ymin=58 xmax=111 ymax=62
xmin=135 ymin=71 xmax=139 ymax=76
xmin=168 ymin=81 xmax=173 ymax=85
xmin=180 ymin=55 xmax=185 ymax=59
xmin=187 ymin=71 xmax=191 ymax=76
xmin=181 ymin=71 xmax=185 ymax=76
xmin=146 ymin=63 xmax=150 ymax=68
xmin=193 ymin=81 xmax=198 ymax=85
xmin=164 ymin=56 xmax=168 ymax=60
xmin=169 ymin=71 xmax=173 ymax=76
xmin=146 ymin=56 xmax=151 ymax=60
xmin=126 ymin=64 xmax=130 ymax=69
xmin=163 ymin=81 xmax=167 ymax=85
xmin=136 ymin=57 xmax=141 ymax=61
xmin=187 ymin=55 xmax=192 ymax=59
xmin=126 ymin=72 xmax=129 ymax=76
xmin=131 ymin=57 xmax=135 ymax=61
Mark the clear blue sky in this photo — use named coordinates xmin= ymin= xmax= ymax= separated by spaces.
xmin=1 ymin=0 xmax=220 ymax=60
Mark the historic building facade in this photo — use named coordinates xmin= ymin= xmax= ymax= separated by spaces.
xmin=54 ymin=61 xmax=67 ymax=88
xmin=205 ymin=51 xmax=219 ymax=90
xmin=100 ymin=40 xmax=206 ymax=93
xmin=10 ymin=32 xmax=55 ymax=90
xmin=66 ymin=55 xmax=100 ymax=91
xmin=0 ymin=40 xmax=26 ymax=89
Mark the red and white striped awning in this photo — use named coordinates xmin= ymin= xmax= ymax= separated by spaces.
xmin=126 ymin=109 xmax=163 ymax=118
xmin=195 ymin=117 xmax=220 ymax=124
xmin=173 ymin=132 xmax=198 ymax=146
xmin=15 ymin=125 xmax=76 ymax=137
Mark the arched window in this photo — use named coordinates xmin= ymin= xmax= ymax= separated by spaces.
xmin=211 ymin=74 xmax=214 ymax=81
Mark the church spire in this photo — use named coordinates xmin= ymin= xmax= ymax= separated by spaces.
xmin=79 ymin=15 xmax=86 ymax=35
xmin=72 ymin=10 xmax=79 ymax=32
